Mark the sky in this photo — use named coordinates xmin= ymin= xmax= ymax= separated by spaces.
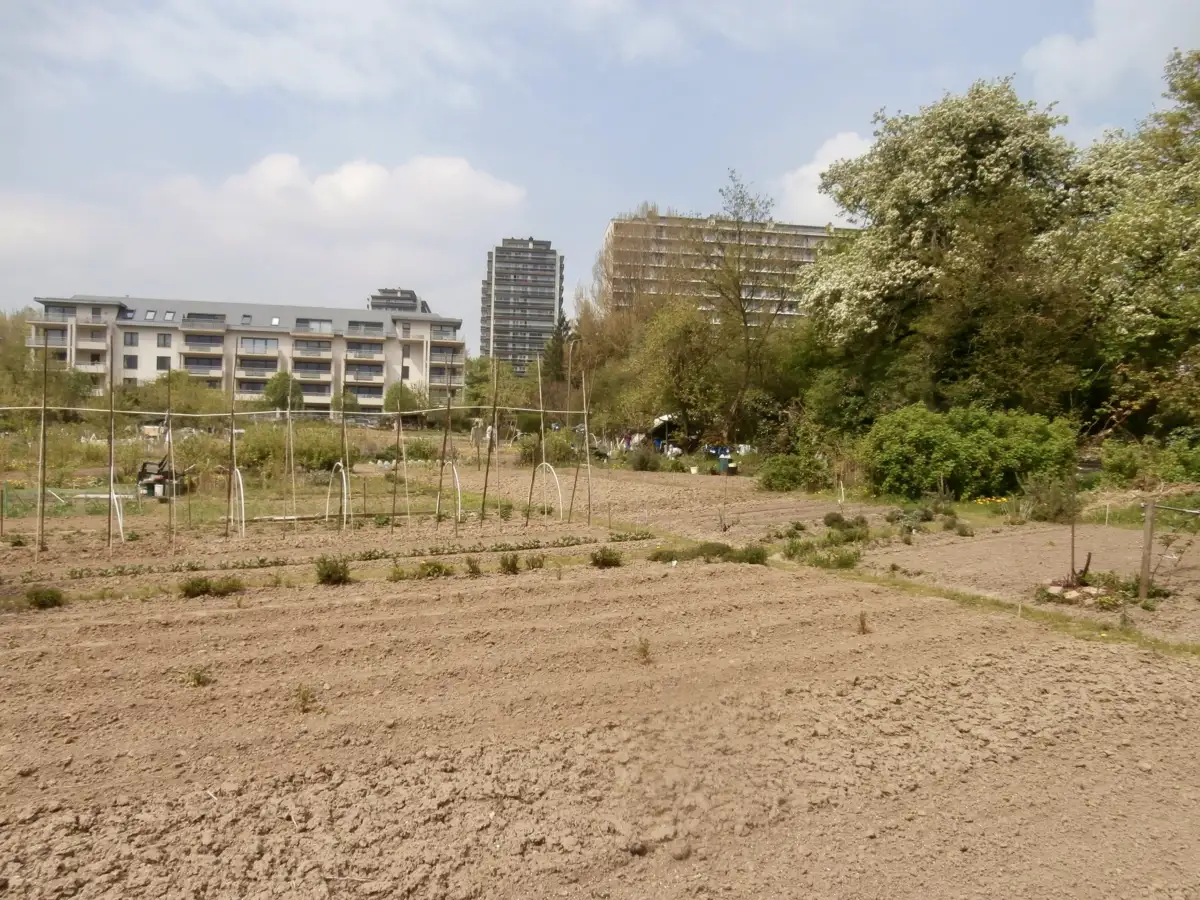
xmin=2 ymin=0 xmax=1198 ymax=354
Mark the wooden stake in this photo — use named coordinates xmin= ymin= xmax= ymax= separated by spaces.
xmin=225 ymin=371 xmax=235 ymax=539
xmin=339 ymin=364 xmax=348 ymax=532
xmin=167 ymin=366 xmax=176 ymax=554
xmin=536 ymin=357 xmax=547 ymax=523
xmin=479 ymin=356 xmax=500 ymax=524
xmin=35 ymin=327 xmax=48 ymax=558
xmin=389 ymin=412 xmax=401 ymax=535
xmin=434 ymin=389 xmax=452 ymax=530
xmin=581 ymin=370 xmax=593 ymax=527
xmin=107 ymin=324 xmax=115 ymax=553
xmin=1139 ymin=501 xmax=1157 ymax=603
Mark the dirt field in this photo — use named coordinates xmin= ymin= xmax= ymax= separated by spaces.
xmin=2 ymin=469 xmax=1200 ymax=899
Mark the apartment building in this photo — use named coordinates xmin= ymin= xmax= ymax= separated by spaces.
xmin=599 ymin=213 xmax=833 ymax=316
xmin=480 ymin=237 xmax=564 ymax=377
xmin=27 ymin=290 xmax=465 ymax=410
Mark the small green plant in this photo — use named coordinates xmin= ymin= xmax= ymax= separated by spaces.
xmin=634 ymin=635 xmax=651 ymax=664
xmin=783 ymin=538 xmax=815 ymax=562
xmin=465 ymin=556 xmax=482 ymax=578
xmin=499 ymin=553 xmax=521 ymax=575
xmin=901 ymin=533 xmax=914 ymax=545
xmin=25 ymin=586 xmax=64 ymax=610
xmin=591 ymin=546 xmax=623 ymax=568
xmin=857 ymin=610 xmax=872 ymax=635
xmin=7 ymin=534 xmax=26 ymax=548
xmin=387 ymin=563 xmax=408 ymax=582
xmin=728 ymin=544 xmax=769 ymax=566
xmin=374 ymin=514 xmax=391 ymax=527
xmin=807 ymin=548 xmax=862 ymax=570
xmin=497 ymin=501 xmax=514 ymax=521
xmin=295 ymin=683 xmax=318 ymax=713
xmin=185 ymin=666 xmax=214 ymax=687
xmin=126 ymin=531 xmax=140 ymax=542
xmin=823 ymin=511 xmax=846 ymax=528
xmin=417 ymin=560 xmax=454 ymax=579
xmin=525 ymin=553 xmax=546 ymax=571
xmin=268 ymin=572 xmax=286 ymax=588
xmin=179 ymin=575 xmax=244 ymax=598
xmin=941 ymin=516 xmax=959 ymax=531
xmin=315 ymin=555 xmax=351 ymax=586
xmin=955 ymin=522 xmax=975 ymax=538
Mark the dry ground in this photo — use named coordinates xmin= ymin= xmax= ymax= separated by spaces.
xmin=2 ymin=469 xmax=1199 ymax=899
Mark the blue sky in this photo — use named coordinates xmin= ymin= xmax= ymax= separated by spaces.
xmin=2 ymin=0 xmax=1198 ymax=353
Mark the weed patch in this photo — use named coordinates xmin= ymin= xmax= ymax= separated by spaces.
xmin=315 ymin=555 xmax=351 ymax=586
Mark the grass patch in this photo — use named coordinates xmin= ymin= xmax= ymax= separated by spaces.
xmin=179 ymin=575 xmax=244 ymax=599
xmin=591 ymin=546 xmax=623 ymax=569
xmin=784 ymin=539 xmax=861 ymax=569
xmin=387 ymin=563 xmax=408 ymax=582
xmin=648 ymin=542 xmax=768 ymax=565
xmin=525 ymin=553 xmax=546 ymax=571
xmin=416 ymin=560 xmax=454 ymax=579
xmin=25 ymin=586 xmax=65 ymax=610
xmin=634 ymin=635 xmax=651 ymax=664
xmin=315 ymin=555 xmax=351 ymax=586
xmin=465 ymin=556 xmax=482 ymax=578
xmin=498 ymin=552 xmax=521 ymax=575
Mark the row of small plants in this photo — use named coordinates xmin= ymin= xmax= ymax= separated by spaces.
xmin=319 ymin=546 xmax=624 ymax=584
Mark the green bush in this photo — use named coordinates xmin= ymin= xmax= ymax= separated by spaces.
xmin=518 ymin=432 xmax=575 ymax=466
xmin=758 ymin=452 xmax=830 ymax=493
xmin=498 ymin=553 xmax=520 ymax=575
xmin=179 ymin=575 xmax=243 ymax=599
xmin=1100 ymin=431 xmax=1200 ymax=487
xmin=404 ymin=438 xmax=439 ymax=462
xmin=465 ymin=556 xmax=482 ymax=577
xmin=807 ymin=547 xmax=862 ymax=569
xmin=628 ymin=448 xmax=661 ymax=472
xmin=26 ymin=586 xmax=65 ymax=609
xmin=590 ymin=547 xmax=623 ymax=568
xmin=728 ymin=544 xmax=769 ymax=566
xmin=648 ymin=542 xmax=767 ymax=565
xmin=416 ymin=560 xmax=454 ymax=579
xmin=860 ymin=405 xmax=1076 ymax=500
xmin=525 ymin=553 xmax=546 ymax=570
xmin=315 ymin=555 xmax=351 ymax=585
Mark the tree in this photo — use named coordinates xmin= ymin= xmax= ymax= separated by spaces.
xmin=698 ymin=170 xmax=805 ymax=441
xmin=384 ymin=382 xmax=427 ymax=413
xmin=803 ymin=78 xmax=1090 ymax=421
xmin=332 ymin=391 xmax=360 ymax=413
xmin=263 ymin=371 xmax=303 ymax=410
xmin=542 ymin=312 xmax=570 ymax=382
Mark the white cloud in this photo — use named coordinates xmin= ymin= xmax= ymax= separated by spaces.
xmin=2 ymin=0 xmax=890 ymax=99
xmin=1022 ymin=0 xmax=1200 ymax=109
xmin=778 ymin=132 xmax=871 ymax=227
xmin=0 ymin=154 xmax=526 ymax=352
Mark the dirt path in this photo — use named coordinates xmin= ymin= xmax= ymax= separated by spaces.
xmin=3 ymin=545 xmax=1199 ymax=898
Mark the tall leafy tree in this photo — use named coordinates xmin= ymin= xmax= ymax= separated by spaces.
xmin=542 ymin=312 xmax=570 ymax=382
xmin=263 ymin=371 xmax=304 ymax=410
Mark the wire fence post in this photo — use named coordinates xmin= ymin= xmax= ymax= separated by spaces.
xmin=1139 ymin=501 xmax=1157 ymax=603
xmin=35 ymin=327 xmax=49 ymax=558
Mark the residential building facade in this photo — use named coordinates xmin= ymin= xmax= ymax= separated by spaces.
xmin=599 ymin=212 xmax=834 ymax=317
xmin=27 ymin=290 xmax=465 ymax=410
xmin=480 ymin=237 xmax=564 ymax=377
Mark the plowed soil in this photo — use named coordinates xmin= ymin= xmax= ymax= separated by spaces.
xmin=2 ymin=470 xmax=1199 ymax=899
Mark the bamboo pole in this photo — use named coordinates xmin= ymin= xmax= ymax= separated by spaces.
xmin=339 ymin=364 xmax=349 ymax=532
xmin=167 ymin=366 xmax=176 ymax=554
xmin=582 ymin=370 xmax=593 ymax=527
xmin=479 ymin=356 xmax=500 ymax=524
xmin=225 ymin=371 xmax=235 ymax=539
xmin=107 ymin=323 xmax=116 ymax=554
xmin=434 ymin=389 xmax=452 ymax=531
xmin=537 ymin=357 xmax=547 ymax=523
xmin=389 ymin=411 xmax=401 ymax=534
xmin=399 ymin=412 xmax=412 ymax=526
xmin=286 ymin=363 xmax=298 ymax=534
xmin=34 ymin=327 xmax=49 ymax=558
xmin=1139 ymin=501 xmax=1157 ymax=603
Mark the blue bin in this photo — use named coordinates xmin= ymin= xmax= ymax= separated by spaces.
xmin=717 ymin=456 xmax=730 ymax=474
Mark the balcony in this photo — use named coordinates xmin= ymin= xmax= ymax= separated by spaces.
xmin=290 ymin=345 xmax=333 ymax=360
xmin=26 ymin=335 xmax=70 ymax=348
xmin=344 ymin=371 xmax=383 ymax=384
xmin=29 ymin=311 xmax=74 ymax=324
xmin=352 ymin=394 xmax=385 ymax=406
xmin=236 ymin=367 xmax=278 ymax=380
xmin=182 ymin=341 xmax=225 ymax=355
xmin=429 ymin=332 xmax=461 ymax=345
xmin=290 ymin=324 xmax=335 ymax=337
xmin=78 ymin=314 xmax=107 ymax=325
xmin=180 ymin=317 xmax=227 ymax=333
xmin=75 ymin=362 xmax=108 ymax=375
xmin=294 ymin=371 xmax=333 ymax=383
xmin=235 ymin=391 xmax=265 ymax=402
xmin=237 ymin=344 xmax=280 ymax=359
xmin=345 ymin=349 xmax=384 ymax=362
xmin=429 ymin=353 xmax=462 ymax=366
xmin=345 ymin=326 xmax=385 ymax=338
xmin=185 ymin=366 xmax=224 ymax=378
xmin=77 ymin=335 xmax=109 ymax=350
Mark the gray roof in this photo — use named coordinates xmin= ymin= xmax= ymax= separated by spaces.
xmin=36 ymin=294 xmax=462 ymax=330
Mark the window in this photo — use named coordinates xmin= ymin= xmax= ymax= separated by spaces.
xmin=118 ymin=309 xmax=134 ymax=320
xmin=402 ymin=345 xmax=411 ymax=359
xmin=270 ymin=317 xmax=280 ymax=326
xmin=239 ymin=337 xmax=279 ymax=354
xmin=206 ymin=380 xmax=221 ymax=390
xmin=123 ymin=355 xmax=138 ymax=370
xmin=91 ymin=307 xmax=102 ymax=320
xmin=91 ymin=330 xmax=103 ymax=341
xmin=293 ymin=339 xmax=331 ymax=353
xmin=123 ymin=377 xmax=137 ymax=386
xmin=157 ymin=333 xmax=172 ymax=348
xmin=157 ymin=356 xmax=170 ymax=371
xmin=401 ymin=323 xmax=411 ymax=338
xmin=145 ymin=310 xmax=156 ymax=320
xmin=241 ymin=314 xmax=252 ymax=325
xmin=53 ymin=351 xmax=67 ymax=362
xmin=401 ymin=365 xmax=410 ymax=380
xmin=124 ymin=332 xmax=138 ymax=347
xmin=294 ymin=360 xmax=331 ymax=374
xmin=294 ymin=318 xmax=332 ymax=333
xmin=163 ymin=311 xmax=175 ymax=321
xmin=90 ymin=353 xmax=101 ymax=365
